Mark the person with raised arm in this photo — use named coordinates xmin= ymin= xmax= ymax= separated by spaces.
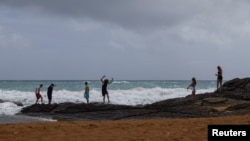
xmin=100 ymin=75 xmax=113 ymax=103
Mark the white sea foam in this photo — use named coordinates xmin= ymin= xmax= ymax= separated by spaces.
xmin=0 ymin=87 xmax=214 ymax=115
xmin=0 ymin=102 xmax=23 ymax=115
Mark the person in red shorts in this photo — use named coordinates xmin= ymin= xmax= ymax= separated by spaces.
xmin=35 ymin=84 xmax=43 ymax=104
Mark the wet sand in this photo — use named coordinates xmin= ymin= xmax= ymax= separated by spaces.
xmin=0 ymin=114 xmax=250 ymax=141
xmin=0 ymin=115 xmax=55 ymax=124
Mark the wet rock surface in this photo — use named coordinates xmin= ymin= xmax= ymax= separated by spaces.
xmin=19 ymin=78 xmax=250 ymax=121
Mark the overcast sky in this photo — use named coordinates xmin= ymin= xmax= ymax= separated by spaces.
xmin=0 ymin=0 xmax=250 ymax=80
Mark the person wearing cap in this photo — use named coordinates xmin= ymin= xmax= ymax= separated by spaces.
xmin=47 ymin=83 xmax=55 ymax=105
xmin=187 ymin=77 xmax=197 ymax=100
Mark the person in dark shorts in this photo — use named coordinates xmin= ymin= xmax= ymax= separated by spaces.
xmin=216 ymin=66 xmax=223 ymax=92
xmin=35 ymin=84 xmax=43 ymax=104
xmin=100 ymin=75 xmax=113 ymax=103
xmin=47 ymin=83 xmax=55 ymax=105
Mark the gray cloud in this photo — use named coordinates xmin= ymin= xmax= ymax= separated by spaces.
xmin=1 ymin=0 xmax=250 ymax=80
xmin=2 ymin=0 xmax=250 ymax=40
xmin=0 ymin=0 xmax=212 ymax=29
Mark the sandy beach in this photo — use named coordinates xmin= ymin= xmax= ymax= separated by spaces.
xmin=0 ymin=114 xmax=249 ymax=141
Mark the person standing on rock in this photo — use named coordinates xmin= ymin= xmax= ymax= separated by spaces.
xmin=84 ymin=82 xmax=90 ymax=104
xmin=187 ymin=77 xmax=197 ymax=100
xmin=47 ymin=83 xmax=55 ymax=105
xmin=35 ymin=84 xmax=43 ymax=104
xmin=100 ymin=75 xmax=113 ymax=103
xmin=216 ymin=66 xmax=223 ymax=92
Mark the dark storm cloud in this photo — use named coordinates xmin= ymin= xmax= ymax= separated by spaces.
xmin=0 ymin=0 xmax=207 ymax=29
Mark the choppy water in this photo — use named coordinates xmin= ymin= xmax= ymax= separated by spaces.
xmin=0 ymin=80 xmax=217 ymax=115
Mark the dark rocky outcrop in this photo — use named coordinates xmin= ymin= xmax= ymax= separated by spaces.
xmin=19 ymin=78 xmax=250 ymax=121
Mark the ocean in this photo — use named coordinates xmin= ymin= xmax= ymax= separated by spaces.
xmin=0 ymin=80 xmax=217 ymax=116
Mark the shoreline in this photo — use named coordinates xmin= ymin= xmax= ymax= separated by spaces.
xmin=0 ymin=115 xmax=56 ymax=124
xmin=0 ymin=114 xmax=249 ymax=141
